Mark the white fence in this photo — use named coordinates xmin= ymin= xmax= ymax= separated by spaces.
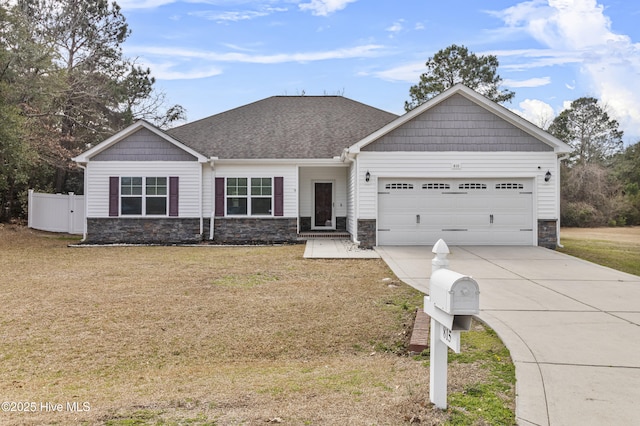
xmin=27 ymin=190 xmax=85 ymax=235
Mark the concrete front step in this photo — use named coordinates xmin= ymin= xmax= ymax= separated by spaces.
xmin=297 ymin=232 xmax=351 ymax=240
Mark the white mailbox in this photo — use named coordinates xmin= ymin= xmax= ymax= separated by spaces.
xmin=426 ymin=239 xmax=482 ymax=410
xmin=430 ymin=268 xmax=479 ymax=316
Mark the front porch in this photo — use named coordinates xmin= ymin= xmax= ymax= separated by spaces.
xmin=298 ymin=165 xmax=349 ymax=233
xmin=302 ymin=237 xmax=379 ymax=259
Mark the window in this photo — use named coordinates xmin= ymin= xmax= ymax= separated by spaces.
xmin=459 ymin=183 xmax=487 ymax=190
xmin=496 ymin=183 xmax=524 ymax=190
xmin=251 ymin=178 xmax=272 ymax=215
xmin=422 ymin=183 xmax=450 ymax=190
xmin=385 ymin=183 xmax=414 ymax=190
xmin=145 ymin=177 xmax=167 ymax=215
xmin=121 ymin=177 xmax=143 ymax=215
xmin=120 ymin=177 xmax=168 ymax=216
xmin=226 ymin=177 xmax=273 ymax=216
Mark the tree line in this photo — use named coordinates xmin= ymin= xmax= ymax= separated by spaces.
xmin=408 ymin=44 xmax=640 ymax=227
xmin=0 ymin=0 xmax=184 ymax=222
xmin=1 ymin=7 xmax=638 ymax=230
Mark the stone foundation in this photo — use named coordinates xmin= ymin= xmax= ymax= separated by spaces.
xmin=212 ymin=217 xmax=298 ymax=244
xmin=538 ymin=219 xmax=558 ymax=249
xmin=85 ymin=218 xmax=202 ymax=244
xmin=357 ymin=219 xmax=377 ymax=249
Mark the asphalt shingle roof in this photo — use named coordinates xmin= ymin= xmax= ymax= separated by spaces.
xmin=166 ymin=96 xmax=398 ymax=159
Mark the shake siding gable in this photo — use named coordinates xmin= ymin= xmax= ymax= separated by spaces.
xmin=92 ymin=128 xmax=198 ymax=161
xmin=362 ymin=94 xmax=553 ymax=152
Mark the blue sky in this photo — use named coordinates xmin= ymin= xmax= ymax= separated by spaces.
xmin=119 ymin=0 xmax=640 ymax=143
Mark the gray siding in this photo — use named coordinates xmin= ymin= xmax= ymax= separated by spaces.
xmin=363 ymin=94 xmax=553 ymax=152
xmin=93 ymin=128 xmax=198 ymax=161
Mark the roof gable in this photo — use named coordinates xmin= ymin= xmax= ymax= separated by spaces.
xmin=73 ymin=121 xmax=208 ymax=164
xmin=363 ymin=94 xmax=553 ymax=152
xmin=92 ymin=127 xmax=198 ymax=161
xmin=349 ymin=84 xmax=572 ymax=154
xmin=166 ymin=96 xmax=398 ymax=159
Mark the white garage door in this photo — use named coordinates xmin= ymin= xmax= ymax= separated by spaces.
xmin=377 ymin=179 xmax=534 ymax=245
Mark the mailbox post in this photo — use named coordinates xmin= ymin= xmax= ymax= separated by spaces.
xmin=424 ymin=239 xmax=480 ymax=409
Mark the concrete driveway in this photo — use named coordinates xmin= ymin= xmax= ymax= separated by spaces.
xmin=375 ymin=245 xmax=640 ymax=426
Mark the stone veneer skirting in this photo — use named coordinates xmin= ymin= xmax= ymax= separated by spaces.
xmin=212 ymin=217 xmax=298 ymax=244
xmin=357 ymin=219 xmax=377 ymax=249
xmin=537 ymin=219 xmax=558 ymax=249
xmin=85 ymin=218 xmax=202 ymax=244
xmin=85 ymin=217 xmax=558 ymax=248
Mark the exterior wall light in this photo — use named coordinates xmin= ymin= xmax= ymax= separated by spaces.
xmin=365 ymin=171 xmax=371 ymax=182
xmin=545 ymin=170 xmax=551 ymax=182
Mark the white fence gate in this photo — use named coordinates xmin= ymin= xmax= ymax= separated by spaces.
xmin=27 ymin=190 xmax=85 ymax=235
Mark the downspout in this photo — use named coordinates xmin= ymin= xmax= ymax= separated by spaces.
xmin=209 ymin=159 xmax=216 ymax=241
xmin=77 ymin=163 xmax=88 ymax=242
xmin=556 ymin=154 xmax=569 ymax=248
xmin=199 ymin=162 xmax=203 ymax=237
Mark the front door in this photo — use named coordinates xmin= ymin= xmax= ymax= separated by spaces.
xmin=313 ymin=182 xmax=333 ymax=228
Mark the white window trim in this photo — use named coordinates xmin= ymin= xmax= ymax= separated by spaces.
xmin=225 ymin=177 xmax=274 ymax=217
xmin=120 ymin=176 xmax=169 ymax=217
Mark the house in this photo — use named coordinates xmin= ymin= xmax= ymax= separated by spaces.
xmin=72 ymin=84 xmax=571 ymax=248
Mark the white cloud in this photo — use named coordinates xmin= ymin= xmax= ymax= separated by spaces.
xmin=127 ymin=44 xmax=384 ymax=65
xmin=189 ymin=7 xmax=287 ymax=22
xmin=511 ymin=98 xmax=556 ymax=129
xmin=488 ymin=48 xmax=583 ymax=71
xmin=503 ymin=76 xmax=551 ymax=88
xmin=143 ymin=61 xmax=224 ymax=80
xmin=492 ymin=0 xmax=640 ymax=140
xmin=117 ymin=0 xmax=177 ymax=9
xmin=386 ymin=19 xmax=404 ymax=36
xmin=364 ymin=61 xmax=425 ymax=83
xmin=298 ymin=0 xmax=357 ymax=16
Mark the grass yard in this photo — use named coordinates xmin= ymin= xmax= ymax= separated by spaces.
xmin=0 ymin=225 xmax=515 ymax=425
xmin=559 ymin=227 xmax=640 ymax=276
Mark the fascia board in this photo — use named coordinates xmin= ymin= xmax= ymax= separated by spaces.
xmin=212 ymin=158 xmax=347 ymax=166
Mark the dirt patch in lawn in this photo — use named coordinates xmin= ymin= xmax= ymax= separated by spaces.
xmin=0 ymin=225 xmax=513 ymax=425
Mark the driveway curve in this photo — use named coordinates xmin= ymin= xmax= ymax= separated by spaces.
xmin=375 ymin=245 xmax=640 ymax=426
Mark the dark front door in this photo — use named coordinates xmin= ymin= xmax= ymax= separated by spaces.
xmin=314 ymin=182 xmax=333 ymax=228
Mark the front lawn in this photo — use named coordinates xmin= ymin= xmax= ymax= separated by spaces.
xmin=559 ymin=227 xmax=640 ymax=276
xmin=0 ymin=225 xmax=514 ymax=425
